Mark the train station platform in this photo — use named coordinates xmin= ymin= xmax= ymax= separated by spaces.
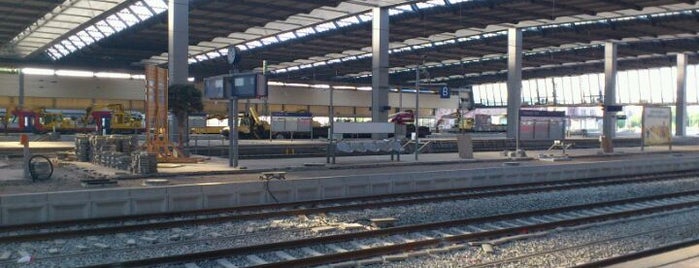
xmin=0 ymin=136 xmax=698 ymax=226
xmin=0 ymin=136 xmax=697 ymax=193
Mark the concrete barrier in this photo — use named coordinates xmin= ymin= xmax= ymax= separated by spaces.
xmin=90 ymin=188 xmax=131 ymax=218
xmin=2 ymin=155 xmax=699 ymax=225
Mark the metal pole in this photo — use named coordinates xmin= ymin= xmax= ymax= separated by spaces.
xmin=18 ymin=69 xmax=24 ymax=108
xmin=330 ymin=87 xmax=335 ymax=164
xmin=415 ymin=65 xmax=420 ymax=161
xmin=516 ymin=111 xmax=520 ymax=155
xmin=399 ymin=85 xmax=403 ymax=111
xmin=228 ymin=96 xmax=238 ymax=168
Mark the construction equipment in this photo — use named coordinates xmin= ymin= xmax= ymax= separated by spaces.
xmin=85 ymin=104 xmax=143 ymax=134
xmin=39 ymin=110 xmax=77 ymax=132
xmin=388 ymin=110 xmax=415 ymax=125
xmin=9 ymin=106 xmax=43 ymax=133
xmin=221 ymin=107 xmax=270 ymax=139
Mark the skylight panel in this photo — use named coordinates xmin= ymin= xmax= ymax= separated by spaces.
xmin=128 ymin=2 xmax=154 ymax=20
xmin=143 ymin=0 xmax=167 ymax=13
xmin=415 ymin=0 xmax=446 ymax=10
xmin=205 ymin=51 xmax=221 ymax=58
xmin=60 ymin=40 xmax=77 ymax=52
xmin=105 ymin=14 xmax=128 ymax=31
xmin=46 ymin=50 xmax=59 ymax=60
xmin=447 ymin=0 xmax=472 ymax=3
xmin=117 ymin=10 xmax=141 ymax=26
xmin=295 ymin=27 xmax=316 ymax=38
xmin=75 ymin=31 xmax=96 ymax=44
xmin=357 ymin=12 xmax=372 ymax=22
xmin=84 ymin=26 xmax=105 ymax=40
xmin=245 ymin=40 xmax=263 ymax=49
xmin=95 ymin=21 xmax=116 ymax=35
xmin=315 ymin=22 xmax=337 ymax=33
xmin=389 ymin=4 xmax=413 ymax=16
xmin=68 ymin=37 xmax=86 ymax=49
xmin=434 ymin=39 xmax=455 ymax=46
xmin=336 ymin=16 xmax=360 ymax=27
xmin=54 ymin=44 xmax=70 ymax=55
xmin=273 ymin=68 xmax=288 ymax=74
xmin=278 ymin=32 xmax=296 ymax=42
xmin=194 ymin=54 xmax=209 ymax=61
xmin=341 ymin=55 xmax=358 ymax=61
xmin=261 ymin=36 xmax=279 ymax=45
xmin=45 ymin=0 xmax=168 ymax=60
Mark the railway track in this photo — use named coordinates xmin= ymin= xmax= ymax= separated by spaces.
xmin=81 ymin=189 xmax=699 ymax=267
xmin=0 ymin=172 xmax=697 ymax=267
xmin=2 ymin=170 xmax=698 ymax=243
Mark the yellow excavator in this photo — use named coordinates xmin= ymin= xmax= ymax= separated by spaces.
xmin=220 ymin=107 xmax=271 ymax=139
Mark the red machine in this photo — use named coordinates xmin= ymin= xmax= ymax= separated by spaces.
xmin=10 ymin=108 xmax=44 ymax=133
xmin=388 ymin=110 xmax=415 ymax=125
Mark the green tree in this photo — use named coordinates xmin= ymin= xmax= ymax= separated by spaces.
xmin=168 ymin=84 xmax=204 ymax=148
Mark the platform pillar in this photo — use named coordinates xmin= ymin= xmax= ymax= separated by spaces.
xmin=603 ymin=42 xmax=617 ymax=140
xmin=676 ymin=53 xmax=687 ymax=136
xmin=168 ymin=0 xmax=188 ymax=85
xmin=506 ymin=28 xmax=522 ymax=139
xmin=371 ymin=7 xmax=389 ymax=139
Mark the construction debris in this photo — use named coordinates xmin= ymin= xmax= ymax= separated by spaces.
xmin=74 ymin=134 xmax=157 ymax=175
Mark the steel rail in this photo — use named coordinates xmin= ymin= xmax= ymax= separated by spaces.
xmin=3 ymin=170 xmax=697 ymax=243
xmin=81 ymin=190 xmax=699 ymax=267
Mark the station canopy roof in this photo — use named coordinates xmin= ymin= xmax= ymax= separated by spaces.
xmin=1 ymin=0 xmax=699 ymax=87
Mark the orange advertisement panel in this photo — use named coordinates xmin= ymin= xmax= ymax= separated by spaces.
xmin=642 ymin=106 xmax=671 ymax=146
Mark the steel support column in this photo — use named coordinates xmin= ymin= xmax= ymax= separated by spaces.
xmin=506 ymin=28 xmax=522 ymax=139
xmin=371 ymin=7 xmax=389 ymax=136
xmin=603 ymin=42 xmax=617 ymax=139
xmin=676 ymin=53 xmax=687 ymax=136
xmin=18 ymin=70 xmax=24 ymax=108
xmin=168 ymin=0 xmax=188 ymax=85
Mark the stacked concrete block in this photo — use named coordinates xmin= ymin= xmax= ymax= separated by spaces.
xmin=75 ymin=135 xmax=90 ymax=162
xmin=74 ymin=134 xmax=157 ymax=174
xmin=131 ymin=151 xmax=158 ymax=174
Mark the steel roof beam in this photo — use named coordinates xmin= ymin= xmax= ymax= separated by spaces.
xmin=601 ymin=0 xmax=642 ymax=11
xmin=528 ymin=0 xmax=597 ymax=16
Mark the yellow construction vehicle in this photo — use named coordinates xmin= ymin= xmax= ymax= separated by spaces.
xmin=86 ymin=104 xmax=144 ymax=134
xmin=39 ymin=110 xmax=77 ymax=131
xmin=221 ymin=107 xmax=271 ymax=139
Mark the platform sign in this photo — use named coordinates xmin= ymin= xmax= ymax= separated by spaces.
xmin=642 ymin=106 xmax=671 ymax=150
xmin=230 ymin=72 xmax=267 ymax=99
xmin=440 ymin=86 xmax=450 ymax=99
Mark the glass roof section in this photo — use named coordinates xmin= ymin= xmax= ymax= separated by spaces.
xmin=46 ymin=0 xmax=167 ymax=60
xmin=141 ymin=0 xmax=462 ymax=65
xmin=8 ymin=0 xmax=129 ymax=58
xmin=270 ymin=7 xmax=699 ymax=76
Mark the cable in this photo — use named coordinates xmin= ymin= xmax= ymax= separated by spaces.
xmin=28 ymin=155 xmax=53 ymax=182
xmin=264 ymin=179 xmax=279 ymax=203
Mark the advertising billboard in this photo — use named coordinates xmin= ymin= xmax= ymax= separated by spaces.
xmin=642 ymin=106 xmax=671 ymax=147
